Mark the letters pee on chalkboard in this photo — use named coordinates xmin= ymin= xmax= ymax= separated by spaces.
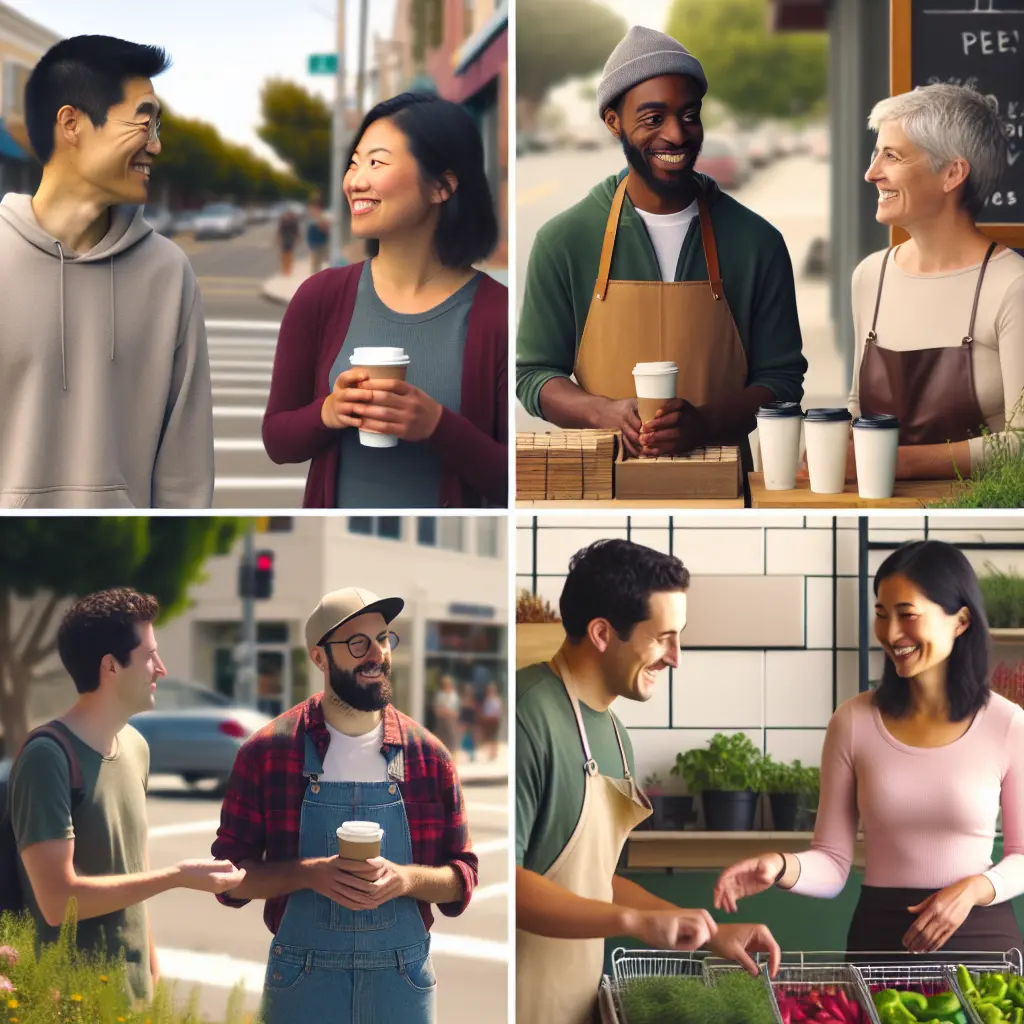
xmin=891 ymin=0 xmax=1024 ymax=247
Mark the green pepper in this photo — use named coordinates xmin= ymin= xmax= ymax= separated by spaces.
xmin=980 ymin=976 xmax=1009 ymax=1002
xmin=976 ymin=1005 xmax=1003 ymax=1024
xmin=948 ymin=1012 xmax=968 ymax=1024
xmin=925 ymin=992 xmax=962 ymax=1018
xmin=957 ymin=966 xmax=979 ymax=999
xmin=901 ymin=991 xmax=930 ymax=1015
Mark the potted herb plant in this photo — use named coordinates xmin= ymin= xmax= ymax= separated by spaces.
xmin=640 ymin=772 xmax=694 ymax=831
xmin=798 ymin=765 xmax=821 ymax=831
xmin=515 ymin=590 xmax=564 ymax=669
xmin=762 ymin=756 xmax=802 ymax=831
xmin=978 ymin=562 xmax=1024 ymax=631
xmin=672 ymin=732 xmax=763 ymax=831
xmin=928 ymin=419 xmax=1024 ymax=509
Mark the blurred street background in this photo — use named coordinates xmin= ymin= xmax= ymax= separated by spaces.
xmin=0 ymin=515 xmax=509 ymax=1022
xmin=0 ymin=0 xmax=508 ymax=508
xmin=515 ymin=0 xmax=891 ymax=436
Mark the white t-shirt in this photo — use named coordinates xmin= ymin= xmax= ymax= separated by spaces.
xmin=635 ymin=200 xmax=699 ymax=282
xmin=320 ymin=720 xmax=388 ymax=782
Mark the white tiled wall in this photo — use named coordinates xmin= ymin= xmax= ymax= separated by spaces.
xmin=518 ymin=514 xmax=1024 ymax=785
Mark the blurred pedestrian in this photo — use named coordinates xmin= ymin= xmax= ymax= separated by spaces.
xmin=848 ymin=84 xmax=1024 ymax=483
xmin=479 ymin=682 xmax=503 ymax=761
xmin=0 ymin=35 xmax=214 ymax=508
xmin=432 ymin=675 xmax=460 ymax=752
xmin=263 ymin=92 xmax=508 ymax=510
xmin=306 ymin=195 xmax=330 ymax=274
xmin=516 ymin=26 xmax=806 ymax=467
xmin=458 ymin=683 xmax=478 ymax=763
xmin=277 ymin=205 xmax=299 ymax=276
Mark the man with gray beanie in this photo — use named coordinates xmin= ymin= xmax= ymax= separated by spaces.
xmin=211 ymin=587 xmax=478 ymax=1023
xmin=517 ymin=25 xmax=806 ymax=468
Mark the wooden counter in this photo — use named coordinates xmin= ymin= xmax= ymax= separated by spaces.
xmin=625 ymin=830 xmax=866 ymax=870
xmin=516 ymin=497 xmax=745 ymax=509
xmin=748 ymin=474 xmax=963 ymax=509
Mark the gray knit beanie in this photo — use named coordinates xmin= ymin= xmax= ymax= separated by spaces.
xmin=596 ymin=26 xmax=708 ymax=116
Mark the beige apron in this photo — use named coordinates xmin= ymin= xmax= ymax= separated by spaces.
xmin=575 ymin=176 xmax=749 ymax=445
xmin=516 ymin=654 xmax=652 ymax=1024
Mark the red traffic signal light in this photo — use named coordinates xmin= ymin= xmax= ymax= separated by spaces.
xmin=254 ymin=550 xmax=274 ymax=599
xmin=256 ymin=553 xmax=273 ymax=572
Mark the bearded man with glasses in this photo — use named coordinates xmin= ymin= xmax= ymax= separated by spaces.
xmin=212 ymin=588 xmax=477 ymax=1024
xmin=0 ymin=34 xmax=213 ymax=509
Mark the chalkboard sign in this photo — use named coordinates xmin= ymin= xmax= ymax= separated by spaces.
xmin=892 ymin=0 xmax=1024 ymax=245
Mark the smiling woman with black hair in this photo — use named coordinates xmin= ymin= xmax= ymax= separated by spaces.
xmin=715 ymin=539 xmax=1024 ymax=957
xmin=262 ymin=92 xmax=508 ymax=510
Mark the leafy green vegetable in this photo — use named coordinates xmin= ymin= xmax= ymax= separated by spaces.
xmin=620 ymin=971 xmax=776 ymax=1024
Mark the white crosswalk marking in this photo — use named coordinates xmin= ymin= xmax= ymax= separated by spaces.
xmin=208 ymin=319 xmax=307 ymax=508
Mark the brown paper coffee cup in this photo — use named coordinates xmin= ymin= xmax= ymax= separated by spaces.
xmin=337 ymin=835 xmax=381 ymax=860
xmin=638 ymin=396 xmax=667 ymax=426
xmin=355 ymin=364 xmax=408 ymax=383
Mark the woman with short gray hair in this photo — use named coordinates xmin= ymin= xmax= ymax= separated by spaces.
xmin=847 ymin=83 xmax=1024 ymax=481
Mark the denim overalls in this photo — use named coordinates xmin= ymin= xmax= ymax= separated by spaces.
xmin=260 ymin=734 xmax=437 ymax=1023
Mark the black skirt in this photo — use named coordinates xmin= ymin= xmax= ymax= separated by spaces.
xmin=846 ymin=885 xmax=1023 ymax=964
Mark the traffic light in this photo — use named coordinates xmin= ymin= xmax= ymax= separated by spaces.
xmin=238 ymin=551 xmax=275 ymax=600
xmin=254 ymin=551 xmax=274 ymax=599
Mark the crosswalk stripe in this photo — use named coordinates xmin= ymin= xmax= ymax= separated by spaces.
xmin=213 ymin=407 xmax=265 ymax=418
xmin=210 ymin=359 xmax=275 ymax=370
xmin=206 ymin=319 xmax=280 ymax=331
xmin=214 ymin=477 xmax=305 ymax=489
xmin=212 ymin=387 xmax=271 ymax=398
xmin=214 ymin=439 xmax=267 ymax=451
xmin=209 ymin=372 xmax=272 ymax=383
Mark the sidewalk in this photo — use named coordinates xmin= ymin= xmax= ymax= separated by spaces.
xmin=261 ymin=250 xmax=509 ymax=304
xmin=456 ymin=741 xmax=508 ymax=785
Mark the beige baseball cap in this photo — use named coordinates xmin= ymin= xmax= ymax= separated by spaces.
xmin=305 ymin=588 xmax=405 ymax=650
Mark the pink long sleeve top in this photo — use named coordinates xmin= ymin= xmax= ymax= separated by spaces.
xmin=791 ymin=691 xmax=1024 ymax=904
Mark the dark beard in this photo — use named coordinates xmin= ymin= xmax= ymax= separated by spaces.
xmin=621 ymin=134 xmax=700 ymax=202
xmin=325 ymin=648 xmax=393 ymax=711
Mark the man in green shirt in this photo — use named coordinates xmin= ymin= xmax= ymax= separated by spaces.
xmin=517 ymin=26 xmax=806 ymax=460
xmin=516 ymin=539 xmax=780 ymax=1024
xmin=8 ymin=588 xmax=245 ymax=1003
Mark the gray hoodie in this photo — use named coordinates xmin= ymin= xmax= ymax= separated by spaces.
xmin=0 ymin=194 xmax=213 ymax=508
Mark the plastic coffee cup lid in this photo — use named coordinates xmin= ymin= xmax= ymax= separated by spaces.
xmin=853 ymin=414 xmax=899 ymax=430
xmin=337 ymin=821 xmax=384 ymax=840
xmin=756 ymin=401 xmax=803 ymax=419
xmin=804 ymin=408 xmax=853 ymax=423
xmin=350 ymin=346 xmax=410 ymax=366
xmin=632 ymin=361 xmax=677 ymax=374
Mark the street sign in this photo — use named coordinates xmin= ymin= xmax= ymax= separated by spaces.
xmin=308 ymin=53 xmax=338 ymax=75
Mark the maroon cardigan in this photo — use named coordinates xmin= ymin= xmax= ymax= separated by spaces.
xmin=262 ymin=262 xmax=508 ymax=508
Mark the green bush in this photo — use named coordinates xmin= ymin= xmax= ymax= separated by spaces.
xmin=978 ymin=562 xmax=1024 ymax=629
xmin=0 ymin=908 xmax=259 ymax=1024
xmin=760 ymin=757 xmax=818 ymax=795
xmin=928 ymin=422 xmax=1024 ymax=509
xmin=671 ymin=733 xmax=764 ymax=793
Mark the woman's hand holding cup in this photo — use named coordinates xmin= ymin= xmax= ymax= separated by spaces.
xmin=713 ymin=854 xmax=785 ymax=913
xmin=321 ymin=368 xmax=372 ymax=429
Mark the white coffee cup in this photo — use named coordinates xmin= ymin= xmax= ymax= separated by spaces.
xmin=755 ymin=402 xmax=803 ymax=490
xmin=804 ymin=408 xmax=853 ymax=494
xmin=349 ymin=347 xmax=410 ymax=449
xmin=852 ymin=414 xmax=900 ymax=500
xmin=336 ymin=820 xmax=384 ymax=860
xmin=632 ymin=361 xmax=678 ymax=429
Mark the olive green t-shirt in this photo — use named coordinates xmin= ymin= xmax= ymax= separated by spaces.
xmin=9 ymin=721 xmax=152 ymax=1003
xmin=516 ymin=662 xmax=636 ymax=876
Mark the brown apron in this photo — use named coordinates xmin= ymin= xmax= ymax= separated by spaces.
xmin=516 ymin=654 xmax=652 ymax=1024
xmin=858 ymin=243 xmax=994 ymax=446
xmin=575 ymin=177 xmax=749 ymax=446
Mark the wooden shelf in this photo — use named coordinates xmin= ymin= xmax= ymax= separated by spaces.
xmin=515 ymin=497 xmax=744 ymax=509
xmin=990 ymin=629 xmax=1024 ymax=643
xmin=748 ymin=473 xmax=962 ymax=509
xmin=625 ymin=830 xmax=866 ymax=870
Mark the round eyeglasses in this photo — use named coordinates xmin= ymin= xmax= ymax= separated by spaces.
xmin=321 ymin=631 xmax=400 ymax=660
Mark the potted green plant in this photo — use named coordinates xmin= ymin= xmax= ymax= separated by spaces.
xmin=797 ymin=765 xmax=821 ymax=830
xmin=762 ymin=756 xmax=802 ymax=831
xmin=928 ymin=419 xmax=1024 ymax=508
xmin=978 ymin=562 xmax=1024 ymax=630
xmin=640 ymin=772 xmax=694 ymax=831
xmin=515 ymin=590 xmax=564 ymax=668
xmin=672 ymin=732 xmax=763 ymax=831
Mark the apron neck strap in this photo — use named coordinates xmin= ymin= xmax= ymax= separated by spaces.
xmin=551 ymin=653 xmax=632 ymax=780
xmin=868 ymin=245 xmax=894 ymax=342
xmin=965 ymin=241 xmax=998 ymax=345
xmin=594 ymin=176 xmax=722 ymax=302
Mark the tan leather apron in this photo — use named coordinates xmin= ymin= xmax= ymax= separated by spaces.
xmin=859 ymin=242 xmax=993 ymax=446
xmin=516 ymin=654 xmax=652 ymax=1024
xmin=574 ymin=177 xmax=749 ymax=445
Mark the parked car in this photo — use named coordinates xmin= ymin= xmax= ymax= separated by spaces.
xmin=193 ymin=202 xmax=247 ymax=240
xmin=143 ymin=204 xmax=175 ymax=237
xmin=172 ymin=210 xmax=200 ymax=234
xmin=129 ymin=678 xmax=271 ymax=787
xmin=695 ymin=135 xmax=745 ymax=191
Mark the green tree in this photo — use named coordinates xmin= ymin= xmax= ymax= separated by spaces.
xmin=516 ymin=0 xmax=627 ymax=126
xmin=257 ymin=79 xmax=333 ymax=197
xmin=666 ymin=0 xmax=827 ymax=119
xmin=0 ymin=518 xmax=244 ymax=755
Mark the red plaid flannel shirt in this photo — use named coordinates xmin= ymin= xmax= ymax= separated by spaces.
xmin=211 ymin=695 xmax=479 ymax=934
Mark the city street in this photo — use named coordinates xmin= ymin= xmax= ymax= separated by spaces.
xmin=514 ymin=143 xmax=846 ymax=433
xmin=174 ymin=222 xmax=305 ymax=509
xmin=144 ymin=774 xmax=509 ymax=1023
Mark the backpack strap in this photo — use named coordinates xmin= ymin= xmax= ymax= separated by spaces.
xmin=16 ymin=724 xmax=85 ymax=805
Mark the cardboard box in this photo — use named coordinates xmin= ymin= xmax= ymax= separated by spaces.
xmin=614 ymin=445 xmax=742 ymax=500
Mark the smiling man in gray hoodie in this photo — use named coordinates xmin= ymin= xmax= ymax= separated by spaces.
xmin=0 ymin=35 xmax=213 ymax=509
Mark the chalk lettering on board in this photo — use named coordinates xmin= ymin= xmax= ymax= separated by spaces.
xmin=984 ymin=191 xmax=1018 ymax=205
xmin=924 ymin=2 xmax=1024 ymax=14
xmin=961 ymin=29 xmax=1020 ymax=53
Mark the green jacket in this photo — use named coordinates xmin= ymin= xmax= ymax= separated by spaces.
xmin=516 ymin=171 xmax=807 ymax=418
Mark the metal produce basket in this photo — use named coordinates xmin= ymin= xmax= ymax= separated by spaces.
xmin=732 ymin=961 xmax=874 ymax=1024
xmin=944 ymin=949 xmax=1024 ymax=1024
xmin=608 ymin=947 xmax=725 ymax=1024
xmin=852 ymin=952 xmax=1023 ymax=1024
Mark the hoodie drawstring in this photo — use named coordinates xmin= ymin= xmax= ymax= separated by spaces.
xmin=110 ymin=259 xmax=115 ymax=362
xmin=56 ymin=242 xmax=67 ymax=391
